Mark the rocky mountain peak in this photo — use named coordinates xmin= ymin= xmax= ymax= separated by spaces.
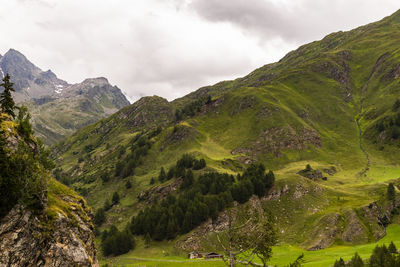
xmin=81 ymin=77 xmax=110 ymax=87
xmin=0 ymin=49 xmax=41 ymax=92
xmin=42 ymin=69 xmax=57 ymax=80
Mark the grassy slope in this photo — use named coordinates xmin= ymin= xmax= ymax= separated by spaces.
xmin=52 ymin=9 xmax=400 ymax=266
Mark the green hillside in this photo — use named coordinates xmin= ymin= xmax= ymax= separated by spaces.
xmin=53 ymin=9 xmax=400 ymax=266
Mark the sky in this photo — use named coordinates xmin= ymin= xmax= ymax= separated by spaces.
xmin=0 ymin=0 xmax=399 ymax=102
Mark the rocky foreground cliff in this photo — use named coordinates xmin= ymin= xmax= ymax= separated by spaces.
xmin=0 ymin=186 xmax=98 ymax=267
xmin=0 ymin=112 xmax=98 ymax=266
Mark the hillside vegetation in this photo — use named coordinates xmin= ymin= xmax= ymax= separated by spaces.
xmin=53 ymin=9 xmax=400 ymax=265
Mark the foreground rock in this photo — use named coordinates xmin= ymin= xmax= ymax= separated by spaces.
xmin=0 ymin=186 xmax=98 ymax=267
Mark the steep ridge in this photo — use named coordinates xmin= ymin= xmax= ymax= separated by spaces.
xmin=53 ymin=9 xmax=400 ymax=257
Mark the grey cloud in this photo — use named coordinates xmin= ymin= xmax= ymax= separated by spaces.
xmin=0 ymin=0 xmax=398 ymax=103
xmin=191 ymin=0 xmax=294 ymax=39
xmin=190 ymin=0 xmax=400 ymax=43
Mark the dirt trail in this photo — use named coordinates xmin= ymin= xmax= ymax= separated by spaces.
xmin=356 ymin=53 xmax=388 ymax=177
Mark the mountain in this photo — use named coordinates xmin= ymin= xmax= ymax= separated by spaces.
xmin=0 ymin=49 xmax=130 ymax=144
xmin=53 ymin=9 xmax=400 ymax=265
xmin=0 ymin=112 xmax=98 ymax=266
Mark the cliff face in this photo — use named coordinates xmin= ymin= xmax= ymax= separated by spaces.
xmin=0 ymin=112 xmax=98 ymax=267
xmin=0 ymin=194 xmax=98 ymax=267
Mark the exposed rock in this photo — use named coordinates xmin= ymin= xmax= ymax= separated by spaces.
xmin=342 ymin=210 xmax=368 ymax=243
xmin=359 ymin=201 xmax=388 ymax=240
xmin=176 ymin=197 xmax=264 ymax=252
xmin=266 ymin=184 xmax=290 ymax=200
xmin=199 ymin=96 xmax=225 ymax=115
xmin=316 ymin=60 xmax=350 ymax=86
xmin=230 ymin=95 xmax=259 ymax=116
xmin=232 ymin=126 xmax=322 ymax=160
xmin=257 ymin=104 xmax=280 ymax=118
xmin=297 ymin=165 xmax=328 ymax=181
xmin=323 ymin=166 xmax=337 ymax=176
xmin=0 ymin=201 xmax=98 ymax=267
xmin=293 ymin=184 xmax=310 ymax=199
xmin=382 ymin=62 xmax=400 ymax=80
xmin=161 ymin=125 xmax=198 ymax=151
xmin=117 ymin=96 xmax=173 ymax=129
xmin=305 ymin=213 xmax=340 ymax=251
xmin=138 ymin=178 xmax=183 ymax=205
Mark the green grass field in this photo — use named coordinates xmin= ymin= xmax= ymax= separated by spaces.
xmin=100 ymin=224 xmax=400 ymax=267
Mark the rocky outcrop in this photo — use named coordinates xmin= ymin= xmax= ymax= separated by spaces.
xmin=305 ymin=213 xmax=341 ymax=251
xmin=0 ymin=200 xmax=98 ymax=267
xmin=297 ymin=166 xmax=327 ymax=181
xmin=232 ymin=126 xmax=322 ymax=161
xmin=138 ymin=178 xmax=183 ymax=205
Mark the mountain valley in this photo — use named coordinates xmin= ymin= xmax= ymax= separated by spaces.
xmin=4 ymin=8 xmax=400 ymax=267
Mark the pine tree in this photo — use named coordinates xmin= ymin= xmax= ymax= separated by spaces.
xmin=158 ymin=167 xmax=166 ymax=182
xmin=16 ymin=105 xmax=32 ymax=139
xmin=112 ymin=192 xmax=120 ymax=204
xmin=181 ymin=169 xmax=194 ymax=189
xmin=333 ymin=258 xmax=345 ymax=267
xmin=94 ymin=208 xmax=106 ymax=226
xmin=0 ymin=74 xmax=16 ymax=118
xmin=388 ymin=183 xmax=396 ymax=201
xmin=348 ymin=252 xmax=364 ymax=267
xmin=389 ymin=241 xmax=397 ymax=254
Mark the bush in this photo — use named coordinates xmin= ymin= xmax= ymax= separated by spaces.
xmin=0 ymin=130 xmax=47 ymax=217
xmin=102 ymin=227 xmax=135 ymax=256
xmin=94 ymin=208 xmax=106 ymax=226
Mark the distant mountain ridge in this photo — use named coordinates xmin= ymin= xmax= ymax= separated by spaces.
xmin=0 ymin=49 xmax=130 ymax=144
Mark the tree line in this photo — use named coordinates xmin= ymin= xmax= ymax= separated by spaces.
xmin=334 ymin=242 xmax=399 ymax=266
xmin=129 ymin=162 xmax=275 ymax=241
xmin=158 ymin=153 xmax=206 ymax=183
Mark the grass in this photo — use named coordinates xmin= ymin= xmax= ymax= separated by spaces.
xmin=100 ymin=224 xmax=400 ymax=267
xmin=271 ymin=224 xmax=400 ymax=266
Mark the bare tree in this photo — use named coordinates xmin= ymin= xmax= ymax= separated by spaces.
xmin=214 ymin=207 xmax=276 ymax=267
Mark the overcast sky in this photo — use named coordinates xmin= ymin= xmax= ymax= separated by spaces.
xmin=0 ymin=0 xmax=399 ymax=102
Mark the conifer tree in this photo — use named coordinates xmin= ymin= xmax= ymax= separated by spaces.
xmin=112 ymin=192 xmax=120 ymax=204
xmin=388 ymin=183 xmax=396 ymax=201
xmin=94 ymin=208 xmax=106 ymax=226
xmin=158 ymin=167 xmax=166 ymax=182
xmin=348 ymin=252 xmax=364 ymax=267
xmin=333 ymin=258 xmax=345 ymax=267
xmin=0 ymin=74 xmax=16 ymax=118
xmin=389 ymin=241 xmax=397 ymax=254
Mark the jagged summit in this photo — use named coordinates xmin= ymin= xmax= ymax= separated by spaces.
xmin=0 ymin=49 xmax=130 ymax=145
xmin=81 ymin=77 xmax=110 ymax=86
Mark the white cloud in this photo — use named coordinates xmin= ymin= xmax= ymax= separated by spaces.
xmin=0 ymin=0 xmax=398 ymax=102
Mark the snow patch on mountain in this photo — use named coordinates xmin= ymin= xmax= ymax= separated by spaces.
xmin=54 ymin=84 xmax=64 ymax=94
